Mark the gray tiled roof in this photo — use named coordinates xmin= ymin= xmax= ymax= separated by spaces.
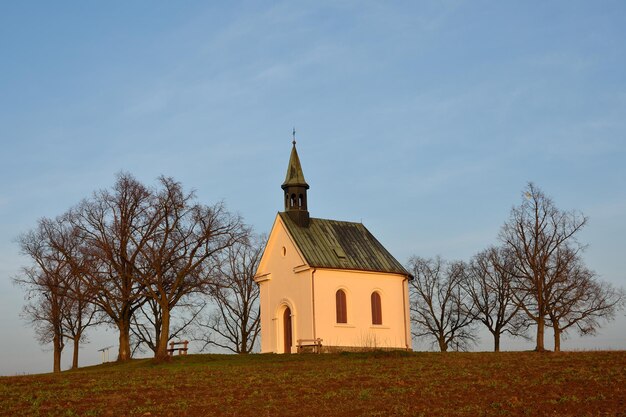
xmin=279 ymin=212 xmax=410 ymax=277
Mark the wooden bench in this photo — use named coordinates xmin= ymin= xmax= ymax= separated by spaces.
xmin=167 ymin=340 xmax=189 ymax=356
xmin=297 ymin=338 xmax=323 ymax=353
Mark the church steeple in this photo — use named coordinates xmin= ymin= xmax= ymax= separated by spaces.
xmin=281 ymin=131 xmax=310 ymax=227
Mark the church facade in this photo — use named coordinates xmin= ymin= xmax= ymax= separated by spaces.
xmin=254 ymin=140 xmax=412 ymax=353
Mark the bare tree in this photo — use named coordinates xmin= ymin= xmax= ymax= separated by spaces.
xmin=130 ymin=297 xmax=205 ymax=355
xmin=465 ymin=247 xmax=529 ymax=351
xmin=61 ymin=291 xmax=100 ymax=369
xmin=15 ymin=218 xmax=72 ymax=372
xmin=130 ymin=298 xmax=168 ymax=355
xmin=499 ymin=183 xmax=587 ymax=351
xmin=68 ymin=173 xmax=157 ymax=361
xmin=408 ymin=256 xmax=477 ymax=352
xmin=137 ymin=177 xmax=247 ymax=360
xmin=39 ymin=217 xmax=102 ymax=369
xmin=196 ymin=235 xmax=264 ymax=354
xmin=17 ymin=172 xmax=250 ymax=365
xmin=16 ymin=275 xmax=66 ymax=373
xmin=546 ymin=248 xmax=624 ymax=351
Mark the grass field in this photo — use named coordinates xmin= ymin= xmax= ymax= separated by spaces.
xmin=1 ymin=351 xmax=625 ymax=416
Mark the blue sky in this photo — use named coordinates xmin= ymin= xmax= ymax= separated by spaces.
xmin=1 ymin=1 xmax=625 ymax=374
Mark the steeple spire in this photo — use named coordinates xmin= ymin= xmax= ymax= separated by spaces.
xmin=282 ymin=142 xmax=309 ymax=190
xmin=282 ymin=131 xmax=310 ymax=227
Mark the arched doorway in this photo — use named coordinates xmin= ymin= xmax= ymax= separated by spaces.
xmin=283 ymin=307 xmax=292 ymax=354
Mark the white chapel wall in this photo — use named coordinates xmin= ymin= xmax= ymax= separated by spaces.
xmin=313 ymin=269 xmax=411 ymax=350
xmin=255 ymin=215 xmax=314 ymax=353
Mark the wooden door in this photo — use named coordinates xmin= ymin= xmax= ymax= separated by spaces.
xmin=283 ymin=307 xmax=292 ymax=354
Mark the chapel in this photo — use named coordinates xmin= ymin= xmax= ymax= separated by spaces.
xmin=254 ymin=138 xmax=412 ymax=353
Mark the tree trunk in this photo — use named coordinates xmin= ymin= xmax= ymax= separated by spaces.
xmin=71 ymin=331 xmax=81 ymax=369
xmin=554 ymin=327 xmax=561 ymax=352
xmin=155 ymin=304 xmax=171 ymax=361
xmin=494 ymin=333 xmax=501 ymax=352
xmin=438 ymin=338 xmax=448 ymax=352
xmin=240 ymin=328 xmax=249 ymax=354
xmin=53 ymin=333 xmax=62 ymax=374
xmin=535 ymin=316 xmax=546 ymax=351
xmin=117 ymin=319 xmax=132 ymax=361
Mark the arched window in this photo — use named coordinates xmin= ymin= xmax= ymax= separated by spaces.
xmin=298 ymin=194 xmax=303 ymax=208
xmin=336 ymin=289 xmax=347 ymax=323
xmin=290 ymin=194 xmax=296 ymax=207
xmin=371 ymin=292 xmax=382 ymax=325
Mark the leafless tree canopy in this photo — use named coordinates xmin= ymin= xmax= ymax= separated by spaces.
xmin=136 ymin=176 xmax=248 ymax=360
xmin=498 ymin=183 xmax=589 ymax=351
xmin=15 ymin=217 xmax=98 ymax=372
xmin=67 ymin=173 xmax=157 ymax=361
xmin=465 ymin=247 xmax=529 ymax=351
xmin=545 ymin=248 xmax=624 ymax=351
xmin=195 ymin=235 xmax=264 ymax=354
xmin=493 ymin=182 xmax=625 ymax=351
xmin=16 ymin=172 xmax=250 ymax=368
xmin=65 ymin=174 xmax=247 ymax=361
xmin=408 ymin=256 xmax=477 ymax=352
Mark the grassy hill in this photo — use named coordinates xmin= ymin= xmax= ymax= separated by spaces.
xmin=1 ymin=351 xmax=625 ymax=416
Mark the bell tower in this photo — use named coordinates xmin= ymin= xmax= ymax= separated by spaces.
xmin=281 ymin=130 xmax=310 ymax=227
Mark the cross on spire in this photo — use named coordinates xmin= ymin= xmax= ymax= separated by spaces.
xmin=292 ymin=127 xmax=296 ymax=145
